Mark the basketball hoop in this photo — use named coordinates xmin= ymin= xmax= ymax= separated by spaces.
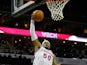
xmin=46 ymin=0 xmax=70 ymax=21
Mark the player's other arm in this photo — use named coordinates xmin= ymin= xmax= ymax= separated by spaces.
xmin=30 ymin=18 xmax=41 ymax=52
xmin=53 ymin=55 xmax=61 ymax=65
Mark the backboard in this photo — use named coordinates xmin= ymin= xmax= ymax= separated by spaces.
xmin=11 ymin=0 xmax=46 ymax=18
xmin=11 ymin=0 xmax=35 ymax=17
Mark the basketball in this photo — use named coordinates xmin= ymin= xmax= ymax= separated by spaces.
xmin=32 ymin=10 xmax=44 ymax=22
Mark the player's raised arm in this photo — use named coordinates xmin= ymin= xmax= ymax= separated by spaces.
xmin=30 ymin=10 xmax=44 ymax=52
xmin=30 ymin=18 xmax=41 ymax=52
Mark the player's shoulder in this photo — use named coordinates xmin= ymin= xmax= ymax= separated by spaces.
xmin=53 ymin=54 xmax=57 ymax=58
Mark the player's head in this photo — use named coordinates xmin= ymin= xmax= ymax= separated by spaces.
xmin=42 ymin=39 xmax=51 ymax=49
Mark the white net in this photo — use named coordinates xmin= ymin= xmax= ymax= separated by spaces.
xmin=46 ymin=0 xmax=70 ymax=21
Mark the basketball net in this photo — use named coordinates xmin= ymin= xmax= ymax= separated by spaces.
xmin=46 ymin=0 xmax=70 ymax=21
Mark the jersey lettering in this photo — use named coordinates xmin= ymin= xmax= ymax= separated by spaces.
xmin=43 ymin=53 xmax=47 ymax=58
xmin=43 ymin=53 xmax=51 ymax=61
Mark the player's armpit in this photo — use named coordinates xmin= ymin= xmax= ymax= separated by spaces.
xmin=32 ymin=39 xmax=41 ymax=52
xmin=32 ymin=39 xmax=41 ymax=46
xmin=53 ymin=55 xmax=61 ymax=65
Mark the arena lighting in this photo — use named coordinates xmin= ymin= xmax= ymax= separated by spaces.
xmin=0 ymin=26 xmax=87 ymax=42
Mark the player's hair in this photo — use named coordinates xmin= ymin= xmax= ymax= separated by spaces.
xmin=42 ymin=39 xmax=50 ymax=47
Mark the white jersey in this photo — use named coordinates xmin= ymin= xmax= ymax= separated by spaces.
xmin=33 ymin=46 xmax=54 ymax=65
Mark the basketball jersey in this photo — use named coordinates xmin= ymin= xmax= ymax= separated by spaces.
xmin=33 ymin=46 xmax=54 ymax=65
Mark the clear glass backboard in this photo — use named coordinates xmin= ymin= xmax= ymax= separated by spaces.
xmin=11 ymin=0 xmax=46 ymax=18
xmin=11 ymin=0 xmax=35 ymax=17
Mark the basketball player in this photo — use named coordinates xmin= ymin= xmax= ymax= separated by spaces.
xmin=30 ymin=17 xmax=61 ymax=65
